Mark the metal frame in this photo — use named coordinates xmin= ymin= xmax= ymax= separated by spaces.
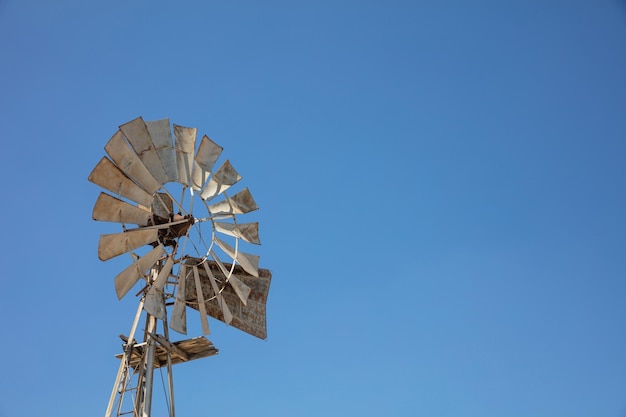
xmin=105 ymin=266 xmax=221 ymax=417
xmin=105 ymin=274 xmax=176 ymax=417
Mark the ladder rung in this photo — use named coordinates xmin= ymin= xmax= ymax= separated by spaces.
xmin=118 ymin=386 xmax=138 ymax=394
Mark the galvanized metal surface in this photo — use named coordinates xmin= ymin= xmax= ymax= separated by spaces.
xmin=199 ymin=159 xmax=242 ymax=200
xmin=145 ymin=118 xmax=178 ymax=183
xmin=98 ymin=228 xmax=159 ymax=261
xmin=170 ymin=264 xmax=188 ymax=334
xmin=105 ymin=130 xmax=161 ymax=194
xmin=207 ymin=252 xmax=251 ymax=305
xmin=192 ymin=265 xmax=210 ymax=335
xmin=120 ymin=117 xmax=170 ymax=184
xmin=114 ymin=244 xmax=166 ymax=300
xmin=173 ymin=124 xmax=197 ymax=187
xmin=184 ymin=258 xmax=271 ymax=340
xmin=144 ymin=256 xmax=175 ymax=321
xmin=201 ymin=261 xmax=233 ymax=324
xmin=92 ymin=192 xmax=151 ymax=225
xmin=214 ymin=237 xmax=260 ymax=277
xmin=214 ymin=221 xmax=260 ymax=244
xmin=207 ymin=187 xmax=258 ymax=215
xmin=192 ymin=135 xmax=223 ymax=189
xmin=88 ymin=157 xmax=153 ymax=207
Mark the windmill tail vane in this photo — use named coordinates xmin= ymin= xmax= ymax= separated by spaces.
xmin=89 ymin=116 xmax=271 ymax=417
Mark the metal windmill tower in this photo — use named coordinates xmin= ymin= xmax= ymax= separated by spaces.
xmin=88 ymin=117 xmax=271 ymax=417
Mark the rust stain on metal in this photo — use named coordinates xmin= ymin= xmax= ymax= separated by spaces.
xmin=184 ymin=258 xmax=271 ymax=339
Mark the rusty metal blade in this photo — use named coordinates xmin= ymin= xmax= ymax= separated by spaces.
xmin=98 ymin=229 xmax=159 ymax=261
xmin=146 ymin=118 xmax=178 ymax=183
xmin=144 ymin=255 xmax=175 ymax=321
xmin=170 ymin=264 xmax=188 ymax=334
xmin=88 ymin=157 xmax=154 ymax=207
xmin=114 ymin=244 xmax=166 ymax=300
xmin=193 ymin=265 xmax=210 ymax=335
xmin=207 ymin=188 xmax=258 ymax=215
xmin=210 ymin=250 xmax=252 ymax=305
xmin=92 ymin=192 xmax=151 ymax=226
xmin=229 ymin=188 xmax=258 ymax=213
xmin=199 ymin=160 xmax=242 ymax=201
xmin=105 ymin=130 xmax=162 ymax=194
xmin=120 ymin=117 xmax=169 ymax=184
xmin=214 ymin=222 xmax=260 ymax=245
xmin=173 ymin=124 xmax=197 ymax=187
xmin=192 ymin=135 xmax=223 ymax=190
xmin=202 ymin=261 xmax=233 ymax=324
xmin=214 ymin=237 xmax=259 ymax=277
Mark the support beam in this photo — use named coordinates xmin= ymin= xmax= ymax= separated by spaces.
xmin=150 ymin=333 xmax=189 ymax=362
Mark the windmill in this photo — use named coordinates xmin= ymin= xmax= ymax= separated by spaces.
xmin=88 ymin=117 xmax=271 ymax=417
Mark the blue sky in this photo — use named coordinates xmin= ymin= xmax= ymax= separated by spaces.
xmin=1 ymin=1 xmax=626 ymax=416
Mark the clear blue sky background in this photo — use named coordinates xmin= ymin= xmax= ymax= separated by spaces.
xmin=1 ymin=1 xmax=626 ymax=416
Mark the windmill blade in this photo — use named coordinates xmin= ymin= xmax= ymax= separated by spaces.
xmin=114 ymin=244 xmax=166 ymax=300
xmin=98 ymin=229 xmax=159 ymax=261
xmin=210 ymin=249 xmax=251 ymax=305
xmin=151 ymin=192 xmax=173 ymax=220
xmin=207 ymin=187 xmax=258 ymax=215
xmin=88 ymin=157 xmax=154 ymax=207
xmin=173 ymin=124 xmax=197 ymax=187
xmin=195 ymin=135 xmax=223 ymax=172
xmin=199 ymin=160 xmax=242 ymax=201
xmin=214 ymin=237 xmax=259 ymax=277
xmin=144 ymin=255 xmax=175 ymax=321
xmin=190 ymin=160 xmax=204 ymax=191
xmin=146 ymin=118 xmax=178 ymax=183
xmin=192 ymin=265 xmax=210 ymax=335
xmin=170 ymin=264 xmax=188 ymax=334
xmin=228 ymin=188 xmax=259 ymax=213
xmin=120 ymin=117 xmax=169 ymax=184
xmin=214 ymin=222 xmax=260 ymax=245
xmin=92 ymin=192 xmax=151 ymax=226
xmin=202 ymin=260 xmax=233 ymax=324
xmin=105 ymin=130 xmax=162 ymax=194
xmin=191 ymin=135 xmax=223 ymax=188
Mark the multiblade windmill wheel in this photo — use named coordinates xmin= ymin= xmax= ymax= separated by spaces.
xmin=89 ymin=116 xmax=271 ymax=417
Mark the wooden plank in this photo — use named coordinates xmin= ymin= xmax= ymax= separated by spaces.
xmin=115 ymin=336 xmax=218 ymax=368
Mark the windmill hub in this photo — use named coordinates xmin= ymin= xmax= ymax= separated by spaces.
xmin=148 ymin=192 xmax=195 ymax=246
xmin=157 ymin=213 xmax=195 ymax=246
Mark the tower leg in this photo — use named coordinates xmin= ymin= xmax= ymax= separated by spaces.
xmin=105 ymin=301 xmax=145 ymax=417
xmin=162 ymin=313 xmax=176 ymax=417
xmin=142 ymin=314 xmax=158 ymax=417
